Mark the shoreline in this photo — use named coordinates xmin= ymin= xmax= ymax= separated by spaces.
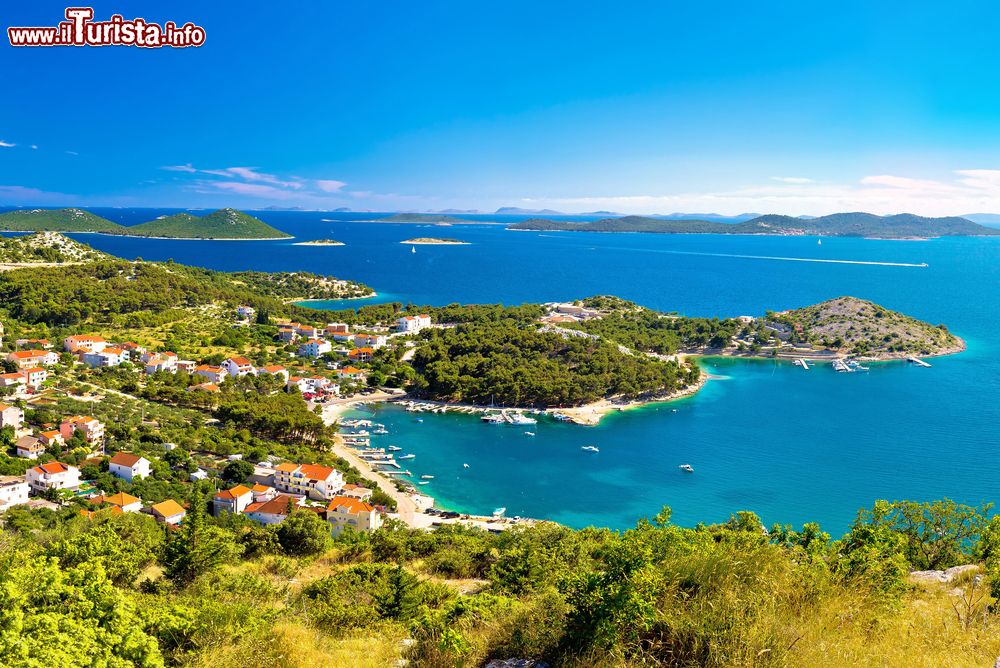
xmin=400 ymin=239 xmax=471 ymax=245
xmin=290 ymin=292 xmax=378 ymax=305
xmin=293 ymin=240 xmax=345 ymax=246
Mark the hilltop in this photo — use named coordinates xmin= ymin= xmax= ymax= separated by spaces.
xmin=111 ymin=208 xmax=291 ymax=239
xmin=774 ymin=296 xmax=964 ymax=358
xmin=0 ymin=231 xmax=113 ymax=266
xmin=509 ymin=212 xmax=1000 ymax=238
xmin=0 ymin=208 xmax=123 ymax=232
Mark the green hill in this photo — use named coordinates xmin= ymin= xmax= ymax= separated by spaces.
xmin=0 ymin=231 xmax=113 ymax=264
xmin=114 ymin=208 xmax=291 ymax=239
xmin=509 ymin=212 xmax=1000 ymax=238
xmin=0 ymin=208 xmax=123 ymax=232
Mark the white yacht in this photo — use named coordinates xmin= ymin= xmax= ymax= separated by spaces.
xmin=506 ymin=412 xmax=537 ymax=425
xmin=581 ymin=445 xmax=599 ymax=453
xmin=679 ymin=464 xmax=694 ymax=473
xmin=399 ymin=453 xmax=416 ymax=460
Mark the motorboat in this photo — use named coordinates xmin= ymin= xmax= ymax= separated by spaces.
xmin=581 ymin=445 xmax=599 ymax=453
xmin=481 ymin=413 xmax=505 ymax=424
xmin=388 ymin=445 xmax=402 ymax=452
xmin=492 ymin=507 xmax=506 ymax=517
xmin=679 ymin=464 xmax=694 ymax=473
xmin=506 ymin=412 xmax=537 ymax=425
xmin=420 ymin=475 xmax=434 ymax=479
xmin=524 ymin=431 xmax=535 ymax=437
xmin=399 ymin=454 xmax=416 ymax=460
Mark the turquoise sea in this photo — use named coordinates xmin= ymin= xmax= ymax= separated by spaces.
xmin=13 ymin=208 xmax=1000 ymax=534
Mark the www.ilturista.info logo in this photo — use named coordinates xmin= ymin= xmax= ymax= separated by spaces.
xmin=8 ymin=7 xmax=206 ymax=48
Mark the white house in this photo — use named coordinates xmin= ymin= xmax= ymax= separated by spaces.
xmin=0 ymin=476 xmax=29 ymax=510
xmin=221 ymin=356 xmax=255 ymax=377
xmin=353 ymin=333 xmax=387 ymax=349
xmin=212 ymin=484 xmax=254 ymax=516
xmin=63 ymin=334 xmax=107 ymax=353
xmin=15 ymin=435 xmax=44 ymax=459
xmin=193 ymin=365 xmax=227 ymax=384
xmin=150 ymin=499 xmax=186 ymax=525
xmin=297 ymin=339 xmax=332 ymax=358
xmin=6 ymin=350 xmax=58 ymax=369
xmin=0 ymin=403 xmax=24 ymax=432
xmin=237 ymin=305 xmax=256 ymax=321
xmin=245 ymin=494 xmax=303 ymax=526
xmin=257 ymin=365 xmax=290 ymax=382
xmin=327 ymin=495 xmax=382 ymax=535
xmin=0 ymin=373 xmax=27 ymax=390
xmin=82 ymin=347 xmax=127 ymax=368
xmin=397 ymin=314 xmax=432 ymax=333
xmin=26 ymin=461 xmax=81 ymax=492
xmin=273 ymin=462 xmax=344 ymax=501
xmin=108 ymin=452 xmax=151 ymax=482
xmin=143 ymin=352 xmax=178 ymax=375
xmin=20 ymin=367 xmax=48 ymax=389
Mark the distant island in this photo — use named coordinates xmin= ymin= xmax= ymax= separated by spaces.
xmin=508 ymin=212 xmax=1000 ymax=239
xmin=400 ymin=237 xmax=470 ymax=245
xmin=375 ymin=213 xmax=477 ymax=224
xmin=293 ymin=239 xmax=345 ymax=246
xmin=109 ymin=208 xmax=291 ymax=240
xmin=0 ymin=207 xmax=292 ymax=240
xmin=0 ymin=207 xmax=123 ymax=233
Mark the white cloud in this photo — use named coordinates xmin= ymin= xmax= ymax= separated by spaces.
xmin=316 ymin=179 xmax=347 ymax=193
xmin=65 ymin=151 xmax=78 ymax=156
xmin=0 ymin=141 xmax=15 ymax=148
xmin=30 ymin=145 xmax=38 ymax=150
xmin=163 ymin=164 xmax=198 ymax=173
xmin=771 ymin=176 xmax=813 ymax=184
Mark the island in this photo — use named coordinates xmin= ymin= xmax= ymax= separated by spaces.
xmin=400 ymin=237 xmax=470 ymax=245
xmin=508 ymin=212 xmax=1000 ymax=239
xmin=375 ymin=213 xmax=476 ymax=224
xmin=293 ymin=239 xmax=345 ymax=246
xmin=0 ymin=207 xmax=123 ymax=232
xmin=106 ymin=208 xmax=291 ymax=240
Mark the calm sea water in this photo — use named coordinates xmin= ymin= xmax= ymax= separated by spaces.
xmin=14 ymin=209 xmax=1000 ymax=534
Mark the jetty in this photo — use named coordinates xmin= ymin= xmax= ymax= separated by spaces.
xmin=794 ymin=358 xmax=810 ymax=370
xmin=908 ymin=356 xmax=932 ymax=368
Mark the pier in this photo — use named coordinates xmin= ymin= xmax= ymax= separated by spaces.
xmin=908 ymin=356 xmax=932 ymax=367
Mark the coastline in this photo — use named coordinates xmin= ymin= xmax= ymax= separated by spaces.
xmin=293 ymin=240 xmax=345 ymax=246
xmin=290 ymin=292 xmax=378 ymax=304
xmin=400 ymin=239 xmax=471 ymax=245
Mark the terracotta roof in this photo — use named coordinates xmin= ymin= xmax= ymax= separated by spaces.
xmin=227 ymin=356 xmax=253 ymax=366
xmin=80 ymin=506 xmax=123 ymax=520
xmin=299 ymin=464 xmax=336 ymax=481
xmin=151 ymin=499 xmax=185 ymax=518
xmin=0 ymin=402 xmax=11 ymax=410
xmin=274 ymin=462 xmax=298 ymax=473
xmin=66 ymin=335 xmax=105 ymax=342
xmin=22 ymin=367 xmax=46 ymax=374
xmin=262 ymin=365 xmax=286 ymax=372
xmin=39 ymin=430 xmax=61 ymax=440
xmin=109 ymin=452 xmax=144 ymax=468
xmin=328 ymin=496 xmax=375 ymax=514
xmin=214 ymin=484 xmax=252 ymax=500
xmin=251 ymin=483 xmax=272 ymax=493
xmin=99 ymin=491 xmax=140 ymax=507
xmin=63 ymin=415 xmax=97 ymax=426
xmin=246 ymin=494 xmax=297 ymax=516
xmin=9 ymin=350 xmax=47 ymax=359
xmin=33 ymin=461 xmax=69 ymax=475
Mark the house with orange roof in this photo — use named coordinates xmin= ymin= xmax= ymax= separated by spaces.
xmin=188 ymin=382 xmax=221 ymax=393
xmin=397 ymin=314 xmax=432 ymax=333
xmin=63 ymin=334 xmax=107 ymax=353
xmin=213 ymin=484 xmax=254 ymax=515
xmin=82 ymin=346 xmax=127 ymax=368
xmin=20 ymin=367 xmax=48 ymax=389
xmin=298 ymin=338 xmax=332 ymax=358
xmin=245 ymin=494 xmax=303 ymax=526
xmin=193 ymin=364 xmax=227 ymax=384
xmin=80 ymin=505 xmax=124 ymax=521
xmin=0 ymin=372 xmax=27 ymax=389
xmin=325 ymin=322 xmax=350 ymax=337
xmin=273 ymin=462 xmax=345 ymax=501
xmin=222 ymin=356 xmax=256 ymax=378
xmin=257 ymin=365 xmax=289 ymax=382
xmin=25 ymin=461 xmax=81 ymax=492
xmin=340 ymin=483 xmax=374 ymax=502
xmin=93 ymin=491 xmax=142 ymax=513
xmin=353 ymin=333 xmax=387 ymax=349
xmin=108 ymin=452 xmax=151 ymax=482
xmin=38 ymin=430 xmax=64 ymax=447
xmin=142 ymin=352 xmax=178 ymax=375
xmin=277 ymin=323 xmax=301 ymax=343
xmin=60 ymin=415 xmax=105 ymax=444
xmin=0 ymin=403 xmax=23 ymax=432
xmin=348 ymin=347 xmax=374 ymax=363
xmin=15 ymin=338 xmax=52 ymax=350
xmin=335 ymin=366 xmax=366 ymax=379
xmin=250 ymin=483 xmax=277 ymax=502
xmin=327 ymin=495 xmax=382 ymax=535
xmin=6 ymin=349 xmax=58 ymax=369
xmin=150 ymin=499 xmax=186 ymax=525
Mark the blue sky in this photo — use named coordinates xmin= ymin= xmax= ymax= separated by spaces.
xmin=4 ymin=1 xmax=1000 ymax=215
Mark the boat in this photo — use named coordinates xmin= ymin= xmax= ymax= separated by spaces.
xmin=481 ymin=413 xmax=505 ymax=424
xmin=817 ymin=238 xmax=822 ymax=246
xmin=679 ymin=464 xmax=694 ymax=473
xmin=524 ymin=431 xmax=535 ymax=437
xmin=506 ymin=412 xmax=537 ymax=425
xmin=411 ymin=246 xmax=416 ymax=254
xmin=415 ymin=418 xmax=424 ymax=423
xmin=373 ymin=427 xmax=389 ymax=435
xmin=418 ymin=481 xmax=430 ymax=485
xmin=581 ymin=445 xmax=599 ymax=453
xmin=388 ymin=445 xmax=402 ymax=452
xmin=492 ymin=507 xmax=506 ymax=517
xmin=399 ymin=454 xmax=416 ymax=460
xmin=421 ymin=475 xmax=434 ymax=480
xmin=463 ymin=463 xmax=470 ymax=468
xmin=552 ymin=413 xmax=571 ymax=421
xmin=832 ymin=359 xmax=853 ymax=373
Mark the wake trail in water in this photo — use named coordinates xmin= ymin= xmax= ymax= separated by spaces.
xmin=600 ymin=246 xmax=928 ymax=268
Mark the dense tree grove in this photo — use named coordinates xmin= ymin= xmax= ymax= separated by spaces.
xmin=1 ymin=498 xmax=998 ymax=667
xmin=410 ymin=323 xmax=700 ymax=406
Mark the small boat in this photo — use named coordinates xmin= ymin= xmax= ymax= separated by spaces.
xmin=492 ymin=507 xmax=506 ymax=517
xmin=415 ymin=418 xmax=424 ymax=423
xmin=581 ymin=445 xmax=599 ymax=453
xmin=506 ymin=412 xmax=537 ymax=425
xmin=463 ymin=463 xmax=470 ymax=468
xmin=418 ymin=481 xmax=430 ymax=485
xmin=679 ymin=464 xmax=694 ymax=473
xmin=421 ymin=475 xmax=434 ymax=480
xmin=817 ymin=238 xmax=822 ymax=246
xmin=524 ymin=431 xmax=535 ymax=437
xmin=481 ymin=413 xmax=505 ymax=424
xmin=411 ymin=246 xmax=416 ymax=254
xmin=373 ymin=427 xmax=389 ymax=435
xmin=388 ymin=445 xmax=402 ymax=452
xmin=552 ymin=413 xmax=571 ymax=421
xmin=399 ymin=454 xmax=416 ymax=460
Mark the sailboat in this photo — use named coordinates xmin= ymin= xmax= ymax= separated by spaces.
xmin=817 ymin=238 xmax=822 ymax=246
xmin=411 ymin=246 xmax=416 ymax=254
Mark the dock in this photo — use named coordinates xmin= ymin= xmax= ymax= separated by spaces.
xmin=794 ymin=358 xmax=810 ymax=370
xmin=908 ymin=356 xmax=932 ymax=368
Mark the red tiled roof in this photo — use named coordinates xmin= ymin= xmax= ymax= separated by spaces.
xmin=246 ymin=494 xmax=297 ymax=516
xmin=33 ymin=461 xmax=69 ymax=475
xmin=109 ymin=452 xmax=143 ymax=468
xmin=328 ymin=496 xmax=375 ymax=514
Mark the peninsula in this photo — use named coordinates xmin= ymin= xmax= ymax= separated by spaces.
xmin=108 ymin=208 xmax=291 ymax=239
xmin=0 ymin=207 xmax=123 ymax=232
xmin=508 ymin=212 xmax=1000 ymax=239
xmin=400 ymin=237 xmax=470 ymax=245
